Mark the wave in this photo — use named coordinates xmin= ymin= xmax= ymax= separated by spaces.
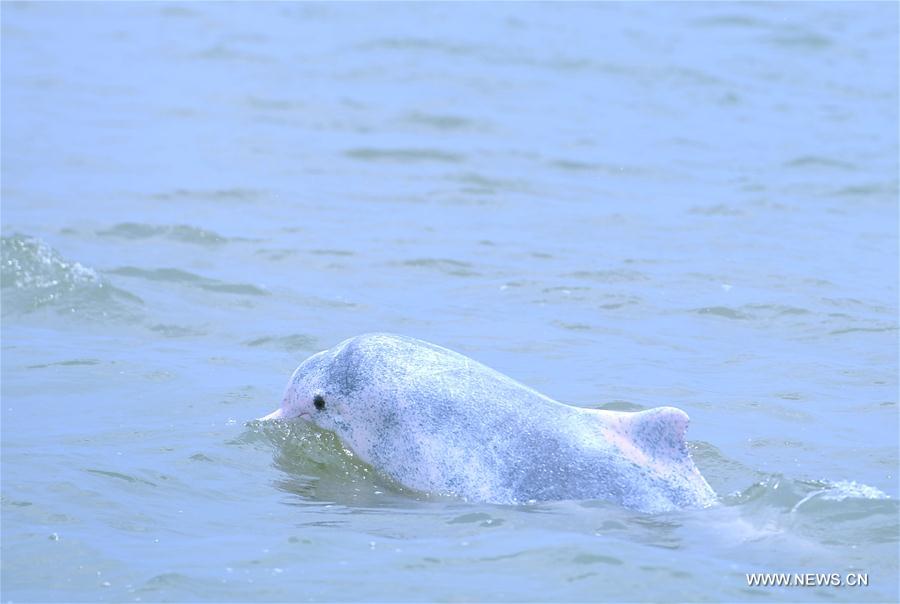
xmin=96 ymin=223 xmax=240 ymax=246
xmin=108 ymin=266 xmax=269 ymax=296
xmin=726 ymin=474 xmax=892 ymax=509
xmin=400 ymin=257 xmax=480 ymax=277
xmin=243 ymin=333 xmax=319 ymax=352
xmin=722 ymin=474 xmax=897 ymax=549
xmin=149 ymin=188 xmax=264 ymax=203
xmin=344 ymin=147 xmax=465 ymax=164
xmin=1 ymin=234 xmax=142 ymax=318
xmin=690 ymin=303 xmax=895 ymax=337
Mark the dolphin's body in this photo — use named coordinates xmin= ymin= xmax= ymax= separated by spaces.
xmin=260 ymin=333 xmax=716 ymax=512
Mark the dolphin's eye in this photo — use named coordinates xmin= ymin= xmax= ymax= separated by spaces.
xmin=313 ymin=394 xmax=326 ymax=411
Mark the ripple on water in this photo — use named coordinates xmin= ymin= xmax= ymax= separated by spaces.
xmin=96 ymin=223 xmax=241 ymax=246
xmin=400 ymin=258 xmax=481 ymax=277
xmin=344 ymin=147 xmax=465 ymax=163
xmin=447 ymin=512 xmax=504 ymax=527
xmin=308 ymin=249 xmax=355 ymax=257
xmin=565 ymin=269 xmax=648 ymax=283
xmin=253 ymin=247 xmax=298 ymax=262
xmin=357 ymin=36 xmax=477 ymax=56
xmin=448 ymin=172 xmax=530 ymax=195
xmin=766 ymin=30 xmax=833 ymax=50
xmin=148 ymin=323 xmax=208 ymax=338
xmin=688 ymin=204 xmax=744 ymax=216
xmin=692 ymin=304 xmax=814 ymax=322
xmin=108 ymin=266 xmax=269 ymax=296
xmin=243 ymin=334 xmax=320 ymax=352
xmin=830 ymin=181 xmax=899 ymax=200
xmin=26 ymin=358 xmax=101 ymax=369
xmin=85 ymin=469 xmax=158 ymax=488
xmin=693 ymin=306 xmax=752 ymax=320
xmin=828 ymin=325 xmax=898 ymax=336
xmin=149 ymin=187 xmax=265 ymax=203
xmin=690 ymin=302 xmax=895 ymax=340
xmin=571 ymin=553 xmax=624 ymax=566
xmin=402 ymin=111 xmax=480 ymax=131
xmin=691 ymin=14 xmax=773 ymax=30
xmin=548 ymin=158 xmax=646 ymax=178
xmin=783 ymin=155 xmax=857 ymax=171
xmin=135 ymin=572 xmax=244 ymax=601
xmin=245 ymin=95 xmax=305 ymax=112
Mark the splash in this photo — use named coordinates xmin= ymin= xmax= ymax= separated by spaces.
xmin=791 ymin=480 xmax=890 ymax=512
xmin=1 ymin=234 xmax=140 ymax=317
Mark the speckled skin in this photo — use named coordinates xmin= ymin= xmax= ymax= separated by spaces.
xmin=261 ymin=333 xmax=717 ymax=512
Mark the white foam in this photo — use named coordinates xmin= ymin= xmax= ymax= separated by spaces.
xmin=791 ymin=480 xmax=890 ymax=513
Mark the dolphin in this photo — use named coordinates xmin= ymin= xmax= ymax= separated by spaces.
xmin=259 ymin=333 xmax=717 ymax=512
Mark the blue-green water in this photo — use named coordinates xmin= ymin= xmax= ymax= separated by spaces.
xmin=2 ymin=2 xmax=898 ymax=602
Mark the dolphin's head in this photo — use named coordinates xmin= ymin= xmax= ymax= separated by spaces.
xmin=259 ymin=348 xmax=335 ymax=420
xmin=258 ymin=337 xmax=383 ymax=450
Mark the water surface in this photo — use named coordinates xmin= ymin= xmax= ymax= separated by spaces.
xmin=2 ymin=2 xmax=898 ymax=602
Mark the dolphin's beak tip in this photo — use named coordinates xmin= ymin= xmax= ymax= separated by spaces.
xmin=258 ymin=408 xmax=284 ymax=421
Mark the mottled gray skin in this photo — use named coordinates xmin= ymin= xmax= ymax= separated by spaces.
xmin=261 ymin=333 xmax=717 ymax=512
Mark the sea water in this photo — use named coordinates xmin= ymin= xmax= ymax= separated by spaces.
xmin=2 ymin=2 xmax=898 ymax=602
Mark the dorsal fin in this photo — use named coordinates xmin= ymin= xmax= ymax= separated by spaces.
xmin=621 ymin=406 xmax=691 ymax=463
